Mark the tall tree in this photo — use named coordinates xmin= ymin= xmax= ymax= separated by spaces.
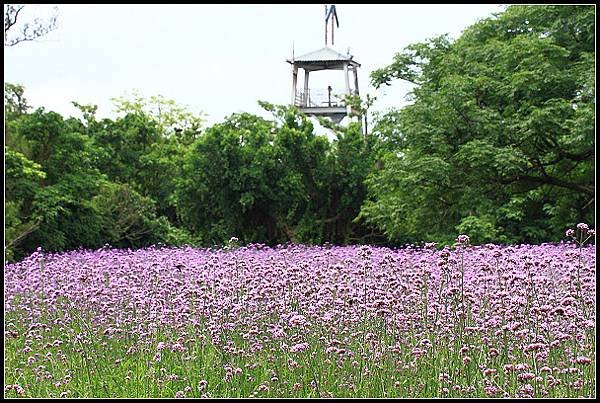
xmin=175 ymin=103 xmax=378 ymax=245
xmin=90 ymin=93 xmax=203 ymax=222
xmin=360 ymin=5 xmax=595 ymax=244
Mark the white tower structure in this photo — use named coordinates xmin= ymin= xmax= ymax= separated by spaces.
xmin=286 ymin=5 xmax=361 ymax=124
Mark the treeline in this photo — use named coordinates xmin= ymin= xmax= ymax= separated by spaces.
xmin=4 ymin=5 xmax=594 ymax=261
xmin=5 ymin=93 xmax=380 ymax=261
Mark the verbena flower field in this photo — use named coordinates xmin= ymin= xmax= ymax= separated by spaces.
xmin=4 ymin=229 xmax=596 ymax=398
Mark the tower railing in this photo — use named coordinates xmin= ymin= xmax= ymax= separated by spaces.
xmin=294 ymin=88 xmax=352 ymax=108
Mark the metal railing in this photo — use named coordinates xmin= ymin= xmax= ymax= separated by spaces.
xmin=294 ymin=88 xmax=348 ymax=108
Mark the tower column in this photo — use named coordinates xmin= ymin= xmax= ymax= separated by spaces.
xmin=291 ymin=65 xmax=298 ymax=105
xmin=353 ymin=66 xmax=359 ymax=95
xmin=343 ymin=62 xmax=350 ymax=95
xmin=304 ymin=69 xmax=310 ymax=106
xmin=344 ymin=62 xmax=351 ymax=116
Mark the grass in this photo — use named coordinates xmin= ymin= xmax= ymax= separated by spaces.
xmin=5 ymin=303 xmax=595 ymax=398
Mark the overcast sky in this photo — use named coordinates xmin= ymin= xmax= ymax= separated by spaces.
xmin=5 ymin=4 xmax=506 ymax=126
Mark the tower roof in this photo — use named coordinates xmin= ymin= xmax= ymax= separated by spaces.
xmin=287 ymin=46 xmax=360 ymax=68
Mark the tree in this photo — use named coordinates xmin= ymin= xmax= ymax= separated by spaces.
xmin=110 ymin=90 xmax=204 ymax=140
xmin=175 ymin=102 xmax=379 ymax=246
xmin=342 ymin=93 xmax=377 ymax=137
xmin=4 ymin=86 xmax=201 ymax=261
xmin=360 ymin=5 xmax=595 ymax=244
xmin=175 ymin=110 xmax=290 ymax=244
xmin=91 ymin=182 xmax=194 ymax=248
xmin=87 ymin=93 xmax=203 ymax=222
xmin=4 ymin=4 xmax=58 ymax=46
xmin=5 ymin=147 xmax=46 ymax=260
xmin=4 ymin=83 xmax=29 ymax=116
xmin=5 ymin=107 xmax=109 ymax=256
xmin=5 ymin=83 xmax=31 ymax=155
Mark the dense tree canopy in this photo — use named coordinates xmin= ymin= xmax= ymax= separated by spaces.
xmin=360 ymin=5 xmax=595 ymax=244
xmin=4 ymin=92 xmax=377 ymax=260
xmin=175 ymin=103 xmax=375 ymax=245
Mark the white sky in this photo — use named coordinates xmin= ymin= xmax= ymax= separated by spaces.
xmin=4 ymin=4 xmax=506 ymax=127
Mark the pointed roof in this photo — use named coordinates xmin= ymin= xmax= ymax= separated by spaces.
xmin=287 ymin=46 xmax=360 ymax=67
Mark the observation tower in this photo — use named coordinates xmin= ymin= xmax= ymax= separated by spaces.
xmin=286 ymin=5 xmax=361 ymax=124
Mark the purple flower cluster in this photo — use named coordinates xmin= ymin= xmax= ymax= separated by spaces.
xmin=4 ymin=239 xmax=596 ymax=397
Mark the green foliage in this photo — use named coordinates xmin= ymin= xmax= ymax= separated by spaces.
xmin=4 ymin=83 xmax=30 ymax=118
xmin=90 ymin=112 xmax=161 ymax=182
xmin=358 ymin=153 xmax=457 ymax=244
xmin=136 ymin=141 xmax=186 ymax=222
xmin=91 ymin=182 xmax=156 ymax=247
xmin=361 ymin=5 xmax=595 ymax=245
xmin=91 ymin=94 xmax=202 ymax=221
xmin=5 ymin=201 xmax=39 ymax=262
xmin=111 ymin=90 xmax=204 ymax=140
xmin=176 ymin=109 xmax=308 ymax=244
xmin=455 ymin=215 xmax=504 ymax=244
xmin=5 ymin=135 xmax=45 ymax=261
xmin=24 ymin=173 xmax=105 ymax=253
xmin=91 ymin=182 xmax=194 ymax=248
xmin=5 ymin=146 xmax=46 ymax=201
xmin=3 ymin=87 xmax=209 ymax=261
xmin=175 ymin=104 xmax=376 ymax=246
